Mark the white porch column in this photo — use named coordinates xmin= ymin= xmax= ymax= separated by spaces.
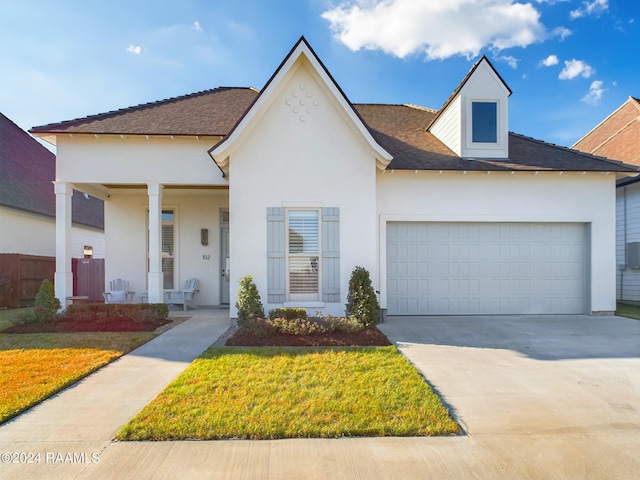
xmin=147 ymin=183 xmax=164 ymax=303
xmin=54 ymin=181 xmax=73 ymax=308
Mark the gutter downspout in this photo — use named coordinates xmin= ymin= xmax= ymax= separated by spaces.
xmin=622 ymin=186 xmax=627 ymax=301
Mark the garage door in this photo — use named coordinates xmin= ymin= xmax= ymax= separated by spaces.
xmin=386 ymin=222 xmax=587 ymax=315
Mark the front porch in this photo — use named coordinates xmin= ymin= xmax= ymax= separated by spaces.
xmin=54 ymin=181 xmax=230 ymax=310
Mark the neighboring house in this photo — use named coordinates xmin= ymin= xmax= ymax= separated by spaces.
xmin=31 ymin=37 xmax=636 ymax=316
xmin=0 ymin=112 xmax=105 ymax=258
xmin=573 ymin=96 xmax=640 ymax=302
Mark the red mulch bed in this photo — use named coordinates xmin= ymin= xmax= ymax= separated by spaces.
xmin=225 ymin=326 xmax=391 ymax=347
xmin=2 ymin=316 xmax=172 ymax=333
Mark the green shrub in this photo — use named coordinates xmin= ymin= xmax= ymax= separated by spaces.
xmin=65 ymin=303 xmax=168 ymax=322
xmin=345 ymin=266 xmax=380 ymax=328
xmin=268 ymin=307 xmax=308 ymax=321
xmin=236 ymin=275 xmax=264 ymax=325
xmin=330 ymin=315 xmax=363 ymax=333
xmin=147 ymin=303 xmax=169 ymax=319
xmin=236 ymin=314 xmax=367 ymax=337
xmin=33 ymin=279 xmax=61 ymax=323
xmin=237 ymin=317 xmax=272 ymax=337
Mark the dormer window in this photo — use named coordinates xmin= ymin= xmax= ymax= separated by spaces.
xmin=472 ymin=101 xmax=497 ymax=143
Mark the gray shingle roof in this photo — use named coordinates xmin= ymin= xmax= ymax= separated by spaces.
xmin=1 ymin=112 xmax=104 ymax=229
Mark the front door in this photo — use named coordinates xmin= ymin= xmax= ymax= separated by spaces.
xmin=220 ymin=225 xmax=230 ymax=304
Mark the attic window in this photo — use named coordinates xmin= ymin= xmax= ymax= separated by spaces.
xmin=472 ymin=101 xmax=497 ymax=143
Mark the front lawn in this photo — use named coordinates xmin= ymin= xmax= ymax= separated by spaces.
xmin=116 ymin=346 xmax=459 ymax=440
xmin=0 ymin=332 xmax=157 ymax=423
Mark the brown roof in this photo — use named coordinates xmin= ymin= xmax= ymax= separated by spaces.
xmin=355 ymin=104 xmax=634 ymax=172
xmin=30 ymin=87 xmax=259 ymax=136
xmin=1 ymin=112 xmax=104 ymax=229
xmin=31 ymin=88 xmax=636 ymax=174
xmin=573 ymin=96 xmax=640 ymax=167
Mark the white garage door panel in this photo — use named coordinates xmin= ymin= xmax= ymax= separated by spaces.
xmin=386 ymin=222 xmax=587 ymax=315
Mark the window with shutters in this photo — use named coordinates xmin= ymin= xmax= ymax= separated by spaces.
xmin=267 ymin=207 xmax=339 ymax=305
xmin=287 ymin=210 xmax=320 ymax=301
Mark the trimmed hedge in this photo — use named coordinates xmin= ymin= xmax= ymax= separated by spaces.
xmin=65 ymin=303 xmax=169 ymax=320
xmin=268 ymin=307 xmax=308 ymax=321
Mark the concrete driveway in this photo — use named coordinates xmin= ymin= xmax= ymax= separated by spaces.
xmin=378 ymin=314 xmax=640 ymax=479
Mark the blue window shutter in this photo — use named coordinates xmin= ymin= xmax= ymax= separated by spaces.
xmin=322 ymin=207 xmax=340 ymax=303
xmin=267 ymin=207 xmax=286 ymax=303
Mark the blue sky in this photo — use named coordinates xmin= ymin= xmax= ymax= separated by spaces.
xmin=0 ymin=0 xmax=637 ymax=148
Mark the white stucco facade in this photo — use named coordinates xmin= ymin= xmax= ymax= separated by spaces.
xmin=39 ymin=38 xmax=624 ymax=317
xmin=51 ymin=133 xmax=228 ymax=304
xmin=225 ymin=60 xmax=380 ymax=316
xmin=376 ymin=170 xmax=617 ymax=314
xmin=104 ymin=189 xmax=228 ymax=306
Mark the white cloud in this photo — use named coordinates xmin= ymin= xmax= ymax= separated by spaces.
xmin=541 ymin=54 xmax=559 ymax=66
xmin=581 ymin=80 xmax=605 ymax=104
xmin=570 ymin=0 xmax=608 ymax=19
xmin=559 ymin=59 xmax=594 ymax=79
xmin=321 ymin=0 xmax=546 ymax=60
xmin=497 ymin=55 xmax=518 ymax=68
xmin=126 ymin=45 xmax=141 ymax=55
xmin=193 ymin=21 xmax=203 ymax=32
xmin=552 ymin=26 xmax=572 ymax=40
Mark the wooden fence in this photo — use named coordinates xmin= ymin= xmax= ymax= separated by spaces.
xmin=0 ymin=254 xmax=55 ymax=308
xmin=0 ymin=255 xmax=105 ymax=308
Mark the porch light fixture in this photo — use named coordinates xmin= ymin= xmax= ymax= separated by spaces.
xmin=201 ymin=228 xmax=209 ymax=246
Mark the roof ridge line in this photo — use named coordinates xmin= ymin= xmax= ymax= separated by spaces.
xmin=403 ymin=103 xmax=437 ymax=113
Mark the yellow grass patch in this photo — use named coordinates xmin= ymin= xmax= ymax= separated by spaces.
xmin=0 ymin=332 xmax=156 ymax=423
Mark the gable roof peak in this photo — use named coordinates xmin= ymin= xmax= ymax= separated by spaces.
xmin=427 ymin=54 xmax=512 ymax=132
xmin=209 ymin=36 xmax=392 ymax=172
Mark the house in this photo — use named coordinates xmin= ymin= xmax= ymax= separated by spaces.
xmin=30 ymin=37 xmax=636 ymax=317
xmin=572 ymin=97 xmax=640 ymax=303
xmin=0 ymin=112 xmax=105 ymax=258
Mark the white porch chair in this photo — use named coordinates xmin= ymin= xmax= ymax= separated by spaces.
xmin=167 ymin=278 xmax=199 ymax=311
xmin=103 ymin=278 xmax=135 ymax=304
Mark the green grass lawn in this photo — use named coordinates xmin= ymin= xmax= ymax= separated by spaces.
xmin=116 ymin=346 xmax=460 ymax=440
xmin=615 ymin=302 xmax=640 ymax=320
xmin=0 ymin=332 xmax=157 ymax=423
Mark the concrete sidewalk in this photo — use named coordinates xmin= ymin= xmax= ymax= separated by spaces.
xmin=1 ymin=313 xmax=638 ymax=479
xmin=0 ymin=309 xmax=232 ymax=478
